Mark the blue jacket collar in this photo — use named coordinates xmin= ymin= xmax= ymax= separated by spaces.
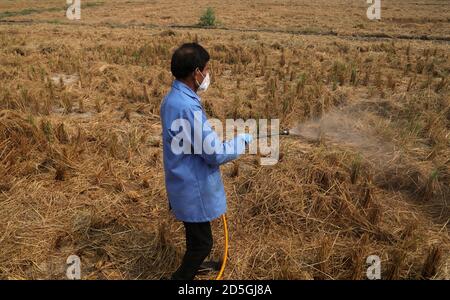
xmin=172 ymin=80 xmax=200 ymax=101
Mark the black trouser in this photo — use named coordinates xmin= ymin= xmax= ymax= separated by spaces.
xmin=171 ymin=221 xmax=213 ymax=280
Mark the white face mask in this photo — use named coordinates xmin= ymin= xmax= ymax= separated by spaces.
xmin=196 ymin=70 xmax=210 ymax=93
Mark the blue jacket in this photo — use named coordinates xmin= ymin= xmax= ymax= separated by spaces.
xmin=160 ymin=80 xmax=246 ymax=222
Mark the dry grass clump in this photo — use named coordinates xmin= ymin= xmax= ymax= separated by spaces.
xmin=223 ymin=142 xmax=449 ymax=279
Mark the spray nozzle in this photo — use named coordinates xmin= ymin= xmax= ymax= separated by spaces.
xmin=280 ymin=129 xmax=290 ymax=136
xmin=257 ymin=128 xmax=290 ymax=139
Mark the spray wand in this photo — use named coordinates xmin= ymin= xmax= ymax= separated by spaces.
xmin=257 ymin=129 xmax=291 ymax=139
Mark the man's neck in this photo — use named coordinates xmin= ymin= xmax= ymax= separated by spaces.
xmin=179 ymin=78 xmax=198 ymax=94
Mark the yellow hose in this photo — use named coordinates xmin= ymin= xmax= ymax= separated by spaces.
xmin=215 ymin=214 xmax=229 ymax=280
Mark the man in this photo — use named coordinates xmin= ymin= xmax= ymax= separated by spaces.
xmin=160 ymin=43 xmax=252 ymax=280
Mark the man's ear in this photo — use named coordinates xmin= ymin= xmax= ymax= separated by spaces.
xmin=194 ymin=68 xmax=200 ymax=78
xmin=192 ymin=70 xmax=199 ymax=87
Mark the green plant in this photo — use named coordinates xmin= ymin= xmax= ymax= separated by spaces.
xmin=198 ymin=7 xmax=217 ymax=28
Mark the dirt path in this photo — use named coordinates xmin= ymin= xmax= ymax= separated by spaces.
xmin=1 ymin=19 xmax=449 ymax=43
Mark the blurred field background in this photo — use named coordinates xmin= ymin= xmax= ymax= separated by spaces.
xmin=0 ymin=0 xmax=449 ymax=279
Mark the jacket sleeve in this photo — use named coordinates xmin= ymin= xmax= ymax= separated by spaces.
xmin=184 ymin=106 xmax=246 ymax=166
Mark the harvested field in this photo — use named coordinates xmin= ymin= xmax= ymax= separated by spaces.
xmin=0 ymin=0 xmax=448 ymax=279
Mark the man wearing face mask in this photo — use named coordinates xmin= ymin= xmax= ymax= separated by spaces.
xmin=160 ymin=43 xmax=252 ymax=280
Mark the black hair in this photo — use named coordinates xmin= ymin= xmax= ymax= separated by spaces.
xmin=170 ymin=43 xmax=210 ymax=80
